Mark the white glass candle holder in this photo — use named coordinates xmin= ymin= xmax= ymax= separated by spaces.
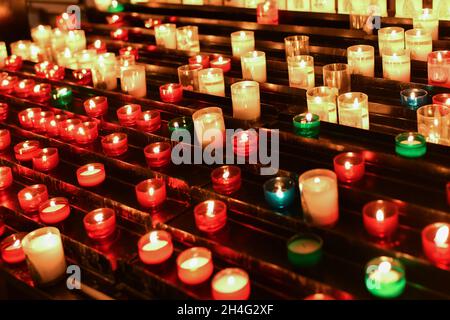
xmin=10 ymin=40 xmax=32 ymax=60
xmin=198 ymin=68 xmax=225 ymax=96
xmin=120 ymin=64 xmax=147 ymax=98
xmin=93 ymin=63 xmax=117 ymax=90
xmin=306 ymin=86 xmax=338 ymax=123
xmin=154 ymin=24 xmax=177 ymax=49
xmin=347 ymin=45 xmax=375 ymax=77
xmin=395 ymin=0 xmax=422 ymax=18
xmin=231 ymin=81 xmax=261 ymax=121
xmin=192 ymin=107 xmax=226 ymax=148
xmin=287 ymin=55 xmax=315 ymax=89
xmin=241 ymin=51 xmax=267 ymax=83
xmin=231 ymin=31 xmax=255 ymax=58
xmin=51 ymin=28 xmax=67 ymax=54
xmin=65 ymin=30 xmax=86 ymax=53
xmin=285 ymin=35 xmax=310 ymax=59
xmin=56 ymin=48 xmax=77 ymax=69
xmin=382 ymin=49 xmax=411 ymax=82
xmin=176 ymin=26 xmax=200 ymax=52
xmin=405 ymin=29 xmax=433 ymax=62
xmin=428 ymin=51 xmax=450 ymax=88
xmin=413 ymin=9 xmax=439 ymax=40
xmin=31 ymin=25 xmax=52 ymax=46
xmin=322 ymin=63 xmax=351 ymax=94
xmin=75 ymin=49 xmax=98 ymax=70
xmin=417 ymin=104 xmax=450 ymax=145
xmin=287 ymin=0 xmax=310 ymax=11
xmin=178 ymin=64 xmax=202 ymax=91
xmin=378 ymin=27 xmax=405 ymax=55
xmin=338 ymin=92 xmax=370 ymax=129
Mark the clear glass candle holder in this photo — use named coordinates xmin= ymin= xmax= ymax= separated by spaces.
xmin=322 ymin=63 xmax=351 ymax=94
xmin=432 ymin=93 xmax=450 ymax=106
xmin=347 ymin=45 xmax=375 ymax=77
xmin=428 ymin=51 xmax=450 ymax=88
xmin=287 ymin=55 xmax=315 ymax=89
xmin=337 ymin=92 xmax=370 ymax=129
xmin=306 ymin=86 xmax=338 ymax=123
xmin=405 ymin=29 xmax=433 ymax=62
xmin=378 ymin=27 xmax=405 ymax=55
xmin=382 ymin=48 xmax=411 ymax=82
xmin=400 ymin=88 xmax=428 ymax=110
xmin=231 ymin=81 xmax=261 ymax=121
xmin=395 ymin=132 xmax=427 ymax=158
xmin=417 ymin=104 xmax=450 ymax=145
xmin=168 ymin=116 xmax=194 ymax=138
xmin=176 ymin=26 xmax=200 ymax=52
xmin=197 ymin=68 xmax=225 ymax=97
xmin=120 ymin=64 xmax=147 ymax=98
xmin=284 ymin=35 xmax=310 ymax=59
xmin=413 ymin=8 xmax=439 ymax=40
xmin=365 ymin=256 xmax=406 ymax=299
xmin=231 ymin=31 xmax=255 ymax=58
xmin=256 ymin=0 xmax=279 ymax=25
xmin=241 ymin=51 xmax=267 ymax=83
xmin=192 ymin=107 xmax=226 ymax=148
xmin=263 ymin=176 xmax=296 ymax=209
xmin=178 ymin=64 xmax=202 ymax=91
xmin=154 ymin=23 xmax=177 ymax=49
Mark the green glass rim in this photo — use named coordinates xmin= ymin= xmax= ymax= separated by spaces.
xmin=168 ymin=116 xmax=194 ymax=129
xmin=395 ymin=132 xmax=426 ymax=148
xmin=287 ymin=233 xmax=324 ymax=252
xmin=292 ymin=113 xmax=320 ymax=124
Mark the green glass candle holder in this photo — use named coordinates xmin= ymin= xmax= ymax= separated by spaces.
xmin=293 ymin=113 xmax=320 ymax=138
xmin=108 ymin=1 xmax=124 ymax=13
xmin=287 ymin=233 xmax=323 ymax=268
xmin=365 ymin=256 xmax=406 ymax=299
xmin=395 ymin=132 xmax=427 ymax=158
xmin=168 ymin=116 xmax=194 ymax=139
xmin=51 ymin=87 xmax=73 ymax=109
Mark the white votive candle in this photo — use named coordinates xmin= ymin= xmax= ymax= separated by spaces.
xmin=120 ymin=64 xmax=147 ymax=98
xmin=231 ymin=31 xmax=255 ymax=58
xmin=337 ymin=92 xmax=370 ymax=129
xmin=347 ymin=45 xmax=375 ymax=77
xmin=198 ymin=68 xmax=225 ymax=97
xmin=378 ymin=27 xmax=405 ymax=55
xmin=154 ymin=24 xmax=177 ymax=49
xmin=405 ymin=28 xmax=433 ymax=62
xmin=231 ymin=81 xmax=261 ymax=121
xmin=413 ymin=8 xmax=439 ymax=40
xmin=287 ymin=55 xmax=315 ymax=89
xmin=306 ymin=86 xmax=338 ymax=123
xmin=382 ymin=49 xmax=411 ymax=82
xmin=192 ymin=107 xmax=226 ymax=148
xmin=241 ymin=51 xmax=267 ymax=83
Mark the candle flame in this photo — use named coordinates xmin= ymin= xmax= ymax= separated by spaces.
xmin=240 ymin=132 xmax=249 ymax=143
xmin=87 ymin=165 xmax=95 ymax=172
xmin=227 ymin=276 xmax=236 ymax=286
xmin=149 ymin=231 xmax=158 ymax=243
xmin=153 ymin=146 xmax=160 ymax=153
xmin=62 ymin=13 xmax=69 ymax=20
xmin=344 ymin=161 xmax=353 ymax=170
xmin=94 ymin=213 xmax=104 ymax=223
xmin=305 ymin=113 xmax=313 ymax=122
xmin=64 ymin=48 xmax=72 ymax=58
xmin=407 ymin=135 xmax=415 ymax=143
xmin=50 ymin=200 xmax=56 ymax=207
xmin=27 ymin=110 xmax=34 ymax=119
xmin=195 ymin=56 xmax=202 ymax=63
xmin=112 ymin=0 xmax=118 ymax=7
xmin=222 ymin=170 xmax=230 ymax=180
xmin=94 ymin=40 xmax=102 ymax=48
xmin=313 ymin=177 xmax=321 ymax=184
xmin=50 ymin=120 xmax=57 ymax=127
xmin=416 ymin=29 xmax=422 ymax=36
xmin=275 ymin=184 xmax=284 ymax=199
xmin=19 ymin=82 xmax=26 ymax=89
xmin=206 ymin=200 xmax=215 ymax=217
xmin=33 ymin=85 xmax=40 ymax=93
xmin=78 ymin=127 xmax=85 ymax=135
xmin=300 ymin=60 xmax=307 ymax=68
xmin=42 ymin=155 xmax=47 ymax=162
xmin=1 ymin=79 xmax=9 ymax=86
xmin=111 ymin=15 xmax=120 ymax=23
xmin=353 ymin=98 xmax=360 ymax=108
xmin=410 ymin=91 xmax=416 ymax=99
xmin=437 ymin=52 xmax=443 ymax=63
xmin=24 ymin=192 xmax=33 ymax=200
xmin=148 ymin=187 xmax=155 ymax=196
xmin=434 ymin=225 xmax=449 ymax=247
xmin=445 ymin=99 xmax=450 ymax=106
xmin=378 ymin=261 xmax=391 ymax=273
xmin=314 ymin=96 xmax=322 ymax=104
xmin=126 ymin=106 xmax=133 ymax=115
xmin=112 ymin=135 xmax=120 ymax=144
xmin=375 ymin=209 xmax=384 ymax=222
xmin=218 ymin=56 xmax=223 ymax=63
xmin=357 ymin=46 xmax=363 ymax=53
xmin=12 ymin=239 xmax=21 ymax=249
xmin=88 ymin=99 xmax=96 ymax=109
xmin=38 ymin=25 xmax=45 ymax=31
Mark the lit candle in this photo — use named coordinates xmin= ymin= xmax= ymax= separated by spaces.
xmin=92 ymin=54 xmax=117 ymax=90
xmin=256 ymin=0 xmax=279 ymax=25
xmin=211 ymin=268 xmax=251 ymax=300
xmin=405 ymin=29 xmax=433 ymax=62
xmin=0 ymin=76 xmax=18 ymax=94
xmin=365 ymin=257 xmax=406 ymax=298
xmin=50 ymin=28 xmax=66 ymax=53
xmin=400 ymin=88 xmax=428 ymax=110
xmin=4 ymin=55 xmax=23 ymax=72
xmin=168 ymin=116 xmax=194 ymax=137
xmin=292 ymin=113 xmax=320 ymax=138
xmin=56 ymin=48 xmax=77 ymax=69
xmin=108 ymin=0 xmax=124 ymax=13
xmin=176 ymin=247 xmax=214 ymax=285
xmin=363 ymin=200 xmax=399 ymax=239
xmin=59 ymin=118 xmax=82 ymax=141
xmin=299 ymin=169 xmax=339 ymax=227
xmin=154 ymin=24 xmax=177 ymax=50
xmin=65 ymin=30 xmax=87 ymax=53
xmin=188 ymin=54 xmax=210 ymax=69
xmin=395 ymin=132 xmax=427 ymax=158
xmin=333 ymin=152 xmax=365 ymax=183
xmin=197 ymin=68 xmax=225 ymax=97
xmin=39 ymin=197 xmax=71 ymax=224
xmin=211 ymin=165 xmax=241 ymax=195
xmin=34 ymin=111 xmax=54 ymax=134
xmin=83 ymin=208 xmax=116 ymax=240
xmin=284 ymin=35 xmax=310 ymax=59
xmin=84 ymin=96 xmax=108 ymax=118
xmin=233 ymin=130 xmax=258 ymax=158
xmin=194 ymin=200 xmax=227 ymax=233
xmin=47 ymin=114 xmax=68 ymax=137
xmin=192 ymin=107 xmax=226 ymax=148
xmin=432 ymin=93 xmax=450 ymax=106
xmin=427 ymin=51 xmax=450 ymax=88
xmin=287 ymin=55 xmax=315 ymax=89
xmin=10 ymin=40 xmax=32 ymax=60
xmin=34 ymin=61 xmax=53 ymax=77
xmin=0 ymin=102 xmax=6 ymax=121
xmin=74 ymin=49 xmax=98 ymax=70
xmin=120 ymin=64 xmax=147 ymax=98
xmin=0 ymin=233 xmax=26 ymax=264
xmin=72 ymin=68 xmax=93 ymax=86
xmin=322 ymin=63 xmax=351 ymax=94
xmin=32 ymin=148 xmax=59 ymax=172
xmin=17 ymin=184 xmax=49 ymax=213
xmin=101 ymin=133 xmax=128 ymax=157
xmin=119 ymin=46 xmax=139 ymax=60
xmin=18 ymin=107 xmax=41 ymax=129
xmin=382 ymin=49 xmax=411 ymax=82
xmin=287 ymin=233 xmax=323 ymax=267
xmin=77 ymin=163 xmax=106 ymax=187
xmin=135 ymin=178 xmax=167 ymax=209
xmin=306 ymin=86 xmax=338 ymax=123
xmin=14 ymin=140 xmax=41 ymax=162
xmin=0 ymin=129 xmax=10 ymax=152
xmin=0 ymin=166 xmax=13 ymax=190
xmin=422 ymin=223 xmax=449 ymax=269
xmin=110 ymin=28 xmax=129 ymax=41
xmin=176 ymin=26 xmax=200 ymax=52
xmin=347 ymin=45 xmax=375 ymax=77
xmin=378 ymin=27 xmax=405 ymax=56
xmin=116 ymin=104 xmax=142 ymax=127
xmin=241 ymin=51 xmax=267 ymax=83
xmin=144 ymin=142 xmax=171 ymax=168
xmin=74 ymin=121 xmax=99 ymax=145
xmin=21 ymin=227 xmax=66 ymax=286
xmin=138 ymin=230 xmax=174 ymax=265
xmin=159 ymin=83 xmax=183 ymax=103
xmin=137 ymin=110 xmax=161 ymax=132
xmin=178 ymin=64 xmax=202 ymax=91
xmin=88 ymin=39 xmax=107 ymax=54
xmin=210 ymin=56 xmax=231 ymax=73
xmin=413 ymin=8 xmax=439 ymax=40
xmin=46 ymin=65 xmax=65 ymax=81
xmin=231 ymin=81 xmax=261 ymax=121
xmin=417 ymin=104 xmax=449 ymax=145
xmin=32 ymin=84 xmax=52 ymax=103
xmin=231 ymin=31 xmax=255 ymax=58
xmin=107 ymin=14 xmax=124 ymax=26
xmin=51 ymin=87 xmax=73 ymax=108
xmin=263 ymin=176 xmax=296 ymax=209
xmin=337 ymin=92 xmax=370 ymax=130
xmin=14 ymin=79 xmax=35 ymax=98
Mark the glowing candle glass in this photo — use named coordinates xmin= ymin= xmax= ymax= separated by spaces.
xmin=365 ymin=256 xmax=406 ymax=299
xmin=210 ymin=56 xmax=231 ymax=73
xmin=176 ymin=26 xmax=200 ymax=52
xmin=154 ymin=24 xmax=177 ymax=49
xmin=323 ymin=63 xmax=351 ymax=94
xmin=59 ymin=119 xmax=82 ymax=141
xmin=333 ymin=152 xmax=365 ymax=183
xmin=378 ymin=27 xmax=405 ymax=55
xmin=0 ymin=103 xmax=8 ymax=122
xmin=347 ymin=45 xmax=375 ymax=77
xmin=189 ymin=54 xmax=210 ymax=69
xmin=428 ymin=51 xmax=450 ymax=88
xmin=0 ymin=166 xmax=13 ymax=190
xmin=287 ymin=233 xmax=323 ymax=267
xmin=422 ymin=223 xmax=450 ymax=269
xmin=292 ymin=113 xmax=320 ymax=138
xmin=84 ymin=96 xmax=108 ymax=118
xmin=257 ymin=0 xmax=279 ymax=25
xmin=306 ymin=86 xmax=338 ymax=123
xmin=231 ymin=81 xmax=261 ymax=121
xmin=413 ymin=9 xmax=439 ymax=40
xmin=263 ymin=176 xmax=296 ymax=209
xmin=395 ymin=132 xmax=427 ymax=158
xmin=231 ymin=31 xmax=255 ymax=58
xmin=382 ymin=49 xmax=411 ymax=82
xmin=194 ymin=200 xmax=227 ymax=233
xmin=83 ymin=208 xmax=116 ymax=240
xmin=177 ymin=247 xmax=214 ymax=285
xmin=211 ymin=165 xmax=241 ymax=195
xmin=337 ymin=92 xmax=370 ymax=129
xmin=51 ymin=87 xmax=73 ymax=108
xmin=363 ymin=200 xmax=399 ymax=239
xmin=117 ymin=104 xmax=142 ymax=127
xmin=101 ymin=133 xmax=128 ymax=156
xmin=39 ymin=197 xmax=71 ymax=224
xmin=138 ymin=230 xmax=174 ymax=265
xmin=144 ymin=142 xmax=171 ymax=168
xmin=135 ymin=178 xmax=167 ymax=209
xmin=433 ymin=94 xmax=450 ymax=106
xmin=192 ymin=107 xmax=226 ymax=148
xmin=287 ymin=55 xmax=315 ymax=89
xmin=285 ymin=35 xmax=310 ymax=59
xmin=211 ymin=268 xmax=251 ymax=300
xmin=75 ymin=121 xmax=99 ymax=145
xmin=405 ymin=29 xmax=433 ymax=62
xmin=4 ymin=55 xmax=23 ymax=72
xmin=159 ymin=83 xmax=183 ymax=103
xmin=120 ymin=64 xmax=147 ymax=98
xmin=32 ymin=84 xmax=52 ymax=103
xmin=198 ymin=68 xmax=225 ymax=97
xmin=241 ymin=51 xmax=267 ymax=83
xmin=400 ymin=88 xmax=428 ymax=110
xmin=77 ymin=163 xmax=106 ymax=187
xmin=18 ymin=184 xmax=49 ymax=213
xmin=233 ymin=130 xmax=258 ymax=158
xmin=32 ymin=148 xmax=59 ymax=172
xmin=0 ymin=129 xmax=10 ymax=152
xmin=14 ymin=140 xmax=41 ymax=162
xmin=1 ymin=233 xmax=26 ymax=264
xmin=417 ymin=104 xmax=450 ymax=145
xmin=137 ymin=110 xmax=161 ymax=132
xmin=168 ymin=116 xmax=194 ymax=137
xmin=178 ymin=64 xmax=202 ymax=91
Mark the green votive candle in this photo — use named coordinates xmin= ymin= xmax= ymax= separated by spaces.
xmin=293 ymin=113 xmax=320 ymax=138
xmin=287 ymin=234 xmax=323 ymax=267
xmin=365 ymin=256 xmax=406 ymax=299
xmin=395 ymin=132 xmax=427 ymax=158
xmin=108 ymin=1 xmax=124 ymax=12
xmin=51 ymin=87 xmax=73 ymax=108
xmin=168 ymin=116 xmax=194 ymax=138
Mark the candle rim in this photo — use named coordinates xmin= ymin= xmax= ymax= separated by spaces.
xmin=365 ymin=256 xmax=405 ymax=278
xmin=264 ymin=176 xmax=296 ymax=194
xmin=422 ymin=222 xmax=450 ymax=246
xmin=21 ymin=226 xmax=62 ymax=252
xmin=138 ymin=229 xmax=172 ymax=249
xmin=84 ymin=208 xmax=116 ymax=226
xmin=395 ymin=132 xmax=426 ymax=147
xmin=400 ymin=88 xmax=428 ymax=98
xmin=77 ymin=162 xmax=105 ymax=175
xmin=362 ymin=200 xmax=399 ymax=220
xmin=176 ymin=246 xmax=212 ymax=269
xmin=211 ymin=165 xmax=241 ymax=181
xmin=102 ymin=132 xmax=127 ymax=144
xmin=211 ymin=267 xmax=250 ymax=293
xmin=333 ymin=151 xmax=365 ymax=166
xmin=287 ymin=233 xmax=324 ymax=253
xmin=144 ymin=141 xmax=171 ymax=154
xmin=0 ymin=232 xmax=27 ymax=251
xmin=39 ymin=197 xmax=69 ymax=213
xmin=14 ymin=140 xmax=40 ymax=153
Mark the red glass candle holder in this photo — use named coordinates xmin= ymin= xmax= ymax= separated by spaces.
xmin=119 ymin=46 xmax=139 ymax=60
xmin=14 ymin=140 xmax=41 ymax=162
xmin=88 ymin=40 xmax=107 ymax=54
xmin=422 ymin=222 xmax=450 ymax=269
xmin=138 ymin=230 xmax=174 ymax=265
xmin=211 ymin=165 xmax=242 ymax=195
xmin=211 ymin=268 xmax=251 ymax=300
xmin=0 ymin=166 xmax=13 ymax=190
xmin=111 ymin=28 xmax=129 ymax=41
xmin=159 ymin=83 xmax=183 ymax=103
xmin=83 ymin=208 xmax=117 ymax=241
xmin=4 ymin=55 xmax=23 ymax=72
xmin=35 ymin=61 xmax=53 ymax=77
xmin=447 ymin=182 xmax=450 ymax=206
xmin=46 ymin=65 xmax=65 ymax=81
xmin=0 ymin=76 xmax=18 ymax=94
xmin=177 ymin=247 xmax=214 ymax=285
xmin=136 ymin=110 xmax=161 ymax=132
xmin=333 ymin=152 xmax=365 ymax=183
xmin=14 ymin=79 xmax=35 ymax=98
xmin=144 ymin=142 xmax=171 ymax=168
xmin=75 ymin=121 xmax=99 ymax=145
xmin=18 ymin=184 xmax=49 ymax=213
xmin=135 ymin=178 xmax=167 ymax=208
xmin=117 ymin=104 xmax=142 ymax=126
xmin=304 ymin=293 xmax=335 ymax=300
xmin=18 ymin=107 xmax=41 ymax=129
xmin=34 ymin=111 xmax=55 ymax=133
xmin=32 ymin=148 xmax=59 ymax=172
xmin=194 ymin=200 xmax=227 ymax=233
xmin=363 ymin=200 xmax=399 ymax=239
xmin=31 ymin=84 xmax=52 ymax=103
xmin=77 ymin=163 xmax=106 ymax=187
xmin=210 ymin=56 xmax=231 ymax=73
xmin=101 ymin=133 xmax=128 ymax=157
xmin=107 ymin=14 xmax=125 ymax=26
xmin=84 ymin=96 xmax=108 ymax=118
xmin=39 ymin=197 xmax=71 ymax=224
xmin=1 ymin=233 xmax=26 ymax=264
xmin=188 ymin=55 xmax=209 ymax=68
xmin=59 ymin=118 xmax=82 ymax=141
xmin=432 ymin=94 xmax=450 ymax=106
xmin=0 ymin=129 xmax=11 ymax=152
xmin=0 ymin=103 xmax=8 ymax=121
xmin=73 ymin=69 xmax=93 ymax=86
xmin=233 ymin=130 xmax=258 ymax=157
xmin=47 ymin=114 xmax=68 ymax=137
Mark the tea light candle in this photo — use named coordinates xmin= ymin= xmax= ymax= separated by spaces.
xmin=59 ymin=119 xmax=82 ymax=141
xmin=400 ymin=88 xmax=428 ymax=110
xmin=333 ymin=152 xmax=365 ymax=183
xmin=14 ymin=79 xmax=35 ymax=98
xmin=347 ymin=45 xmax=375 ymax=77
xmin=159 ymin=83 xmax=183 ymax=103
xmin=121 ymin=64 xmax=147 ymax=98
xmin=210 ymin=56 xmax=231 ymax=73
xmin=198 ymin=68 xmax=226 ymax=97
xmin=137 ymin=110 xmax=161 ymax=132
xmin=176 ymin=26 xmax=200 ymax=52
xmin=88 ymin=39 xmax=107 ymax=54
xmin=93 ymin=58 xmax=117 ymax=92
xmin=18 ymin=107 xmax=41 ymax=129
xmin=1 ymin=233 xmax=26 ymax=264
xmin=0 ymin=166 xmax=13 ymax=190
xmin=135 ymin=178 xmax=167 ymax=209
xmin=35 ymin=61 xmax=53 ymax=77
xmin=32 ymin=84 xmax=52 ymax=103
xmin=231 ymin=81 xmax=261 ymax=121
xmin=211 ymin=165 xmax=241 ymax=195
xmin=18 ymin=184 xmax=48 ymax=213
xmin=427 ymin=51 xmax=450 ymax=88
xmin=111 ymin=28 xmax=129 ymax=41
xmin=168 ymin=116 xmax=194 ymax=137
xmin=46 ymin=114 xmax=67 ymax=137
xmin=154 ymin=24 xmax=177 ymax=50
xmin=14 ymin=140 xmax=41 ymax=162
xmin=292 ymin=113 xmax=320 ymax=138
xmin=417 ymin=104 xmax=449 ymax=145
xmin=39 ymin=197 xmax=70 ymax=224
xmin=77 ymin=163 xmax=106 ymax=187
xmin=365 ymin=257 xmax=406 ymax=298
xmin=299 ymin=169 xmax=339 ymax=227
xmin=287 ymin=233 xmax=323 ymax=267
xmin=75 ymin=121 xmax=99 ymax=145
xmin=257 ymin=0 xmax=279 ymax=25
xmin=84 ymin=96 xmax=108 ymax=118
xmin=395 ymin=132 xmax=427 ymax=158
xmin=46 ymin=65 xmax=65 ymax=81
xmin=144 ymin=142 xmax=171 ymax=168
xmin=101 ymin=133 xmax=128 ymax=157
xmin=422 ymin=223 xmax=449 ymax=269
xmin=188 ymin=55 xmax=210 ymax=68
xmin=192 ymin=107 xmax=226 ymax=148
xmin=32 ymin=148 xmax=59 ymax=172
xmin=306 ymin=87 xmax=338 ymax=123
xmin=263 ymin=176 xmax=296 ymax=209
xmin=405 ymin=29 xmax=433 ymax=62
xmin=0 ymin=76 xmax=18 ymax=94
xmin=117 ymin=104 xmax=142 ymax=126
xmin=233 ymin=130 xmax=258 ymax=158
xmin=241 ymin=51 xmax=267 ymax=83
xmin=73 ymin=69 xmax=93 ymax=86
xmin=211 ymin=268 xmax=251 ymax=300
xmin=322 ymin=63 xmax=351 ymax=94
xmin=177 ymin=247 xmax=214 ymax=285
xmin=4 ymin=55 xmax=23 ymax=72
xmin=231 ymin=31 xmax=255 ymax=58
xmin=51 ymin=87 xmax=73 ymax=108
xmin=194 ymin=200 xmax=227 ymax=233
xmin=363 ymin=200 xmax=399 ymax=239
xmin=83 ymin=208 xmax=116 ymax=240
xmin=284 ymin=35 xmax=310 ymax=59
xmin=337 ymin=92 xmax=370 ymax=130
xmin=287 ymin=55 xmax=315 ymax=89
xmin=382 ymin=49 xmax=411 ymax=82
xmin=433 ymin=94 xmax=450 ymax=106
xmin=138 ymin=230 xmax=174 ymax=265
xmin=0 ymin=129 xmax=10 ymax=151
xmin=35 ymin=111 xmax=54 ymax=133
xmin=378 ymin=27 xmax=405 ymax=55
xmin=413 ymin=9 xmax=439 ymax=40
xmin=0 ymin=103 xmax=7 ymax=121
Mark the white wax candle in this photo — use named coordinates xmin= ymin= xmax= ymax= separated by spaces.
xmin=405 ymin=29 xmax=433 ymax=62
xmin=414 ymin=9 xmax=439 ymax=40
xmin=81 ymin=167 xmax=102 ymax=176
xmin=31 ymin=25 xmax=52 ymax=46
xmin=198 ymin=68 xmax=225 ymax=96
xmin=382 ymin=50 xmax=411 ymax=82
xmin=231 ymin=31 xmax=255 ymax=58
xmin=378 ymin=27 xmax=405 ymax=55
xmin=176 ymin=26 xmax=200 ymax=52
xmin=193 ymin=107 xmax=226 ymax=148
xmin=241 ymin=51 xmax=267 ymax=83
xmin=347 ymin=45 xmax=375 ymax=77
xmin=65 ymin=30 xmax=86 ymax=53
xmin=180 ymin=257 xmax=209 ymax=270
xmin=213 ymin=274 xmax=248 ymax=293
xmin=143 ymin=239 xmax=168 ymax=251
xmin=42 ymin=204 xmax=66 ymax=213
xmin=231 ymin=81 xmax=261 ymax=121
xmin=307 ymin=98 xmax=338 ymax=123
xmin=287 ymin=56 xmax=315 ymax=89
xmin=154 ymin=24 xmax=177 ymax=49
xmin=121 ymin=65 xmax=147 ymax=98
xmin=288 ymin=239 xmax=321 ymax=254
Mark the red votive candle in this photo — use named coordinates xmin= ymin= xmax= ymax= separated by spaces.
xmin=83 ymin=208 xmax=117 ymax=241
xmin=0 ymin=103 xmax=8 ymax=121
xmin=59 ymin=118 xmax=82 ymax=141
xmin=75 ymin=121 xmax=98 ymax=145
xmin=18 ymin=184 xmax=48 ymax=213
xmin=1 ymin=233 xmax=26 ymax=264
xmin=119 ymin=46 xmax=139 ymax=60
xmin=0 ymin=219 xmax=3 ymax=236
xmin=107 ymin=14 xmax=125 ymax=26
xmin=35 ymin=61 xmax=53 ymax=77
xmin=84 ymin=96 xmax=108 ymax=118
xmin=73 ymin=69 xmax=93 ymax=86
xmin=31 ymin=83 xmax=52 ymax=103
xmin=194 ymin=200 xmax=227 ymax=233
xmin=39 ymin=197 xmax=71 ymax=224
xmin=233 ymin=130 xmax=258 ymax=157
xmin=159 ymin=83 xmax=183 ymax=103
xmin=32 ymin=147 xmax=59 ymax=172
xmin=333 ymin=152 xmax=365 ymax=183
xmin=18 ymin=107 xmax=41 ymax=129
xmin=422 ymin=222 xmax=450 ymax=269
xmin=0 ymin=129 xmax=11 ymax=151
xmin=14 ymin=140 xmax=41 ymax=161
xmin=210 ymin=56 xmax=231 ymax=73
xmin=0 ymin=76 xmax=18 ymax=94
xmin=144 ymin=142 xmax=171 ymax=168
xmin=76 ymin=163 xmax=106 ymax=187
xmin=211 ymin=268 xmax=251 ymax=300
xmin=88 ymin=39 xmax=107 ymax=54
xmin=211 ymin=165 xmax=241 ymax=195
xmin=0 ymin=166 xmax=13 ymax=190
xmin=101 ymin=133 xmax=128 ymax=157
xmin=432 ymin=94 xmax=450 ymax=106
xmin=47 ymin=114 xmax=68 ymax=137
xmin=363 ymin=200 xmax=399 ymax=239
xmin=189 ymin=55 xmax=210 ymax=68
xmin=135 ymin=178 xmax=167 ymax=208
xmin=304 ymin=293 xmax=335 ymax=300
xmin=34 ymin=111 xmax=55 ymax=133
xmin=46 ymin=64 xmax=65 ymax=81
xmin=111 ymin=28 xmax=129 ymax=41
xmin=138 ymin=230 xmax=174 ymax=265
xmin=137 ymin=110 xmax=161 ymax=132
xmin=177 ymin=247 xmax=214 ymax=285
xmin=4 ymin=55 xmax=23 ymax=72
xmin=14 ymin=79 xmax=35 ymax=98
xmin=117 ymin=104 xmax=142 ymax=126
